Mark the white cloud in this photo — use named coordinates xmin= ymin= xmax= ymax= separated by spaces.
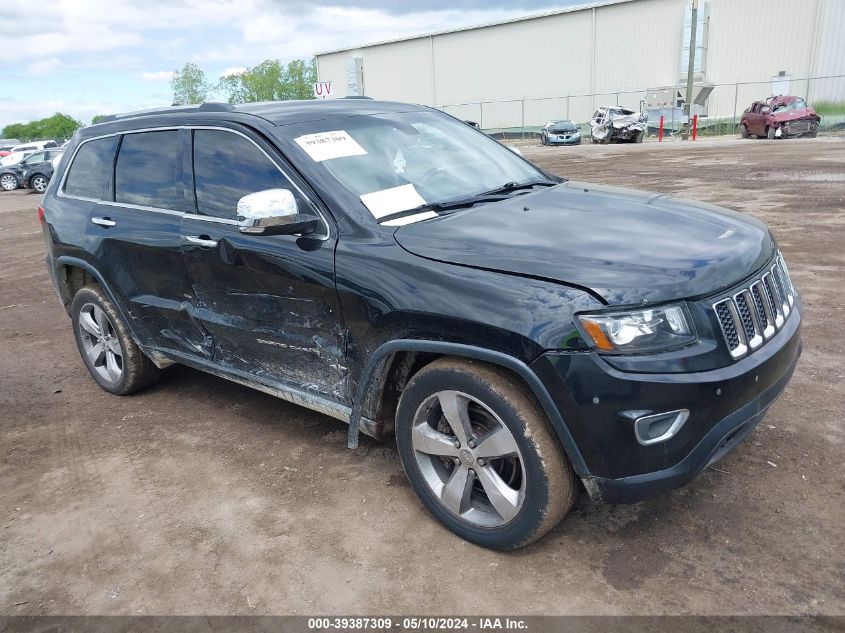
xmin=141 ymin=70 xmax=176 ymax=81
xmin=26 ymin=57 xmax=62 ymax=75
xmin=221 ymin=67 xmax=247 ymax=77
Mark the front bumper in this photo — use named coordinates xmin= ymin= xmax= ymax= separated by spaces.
xmin=530 ymin=304 xmax=802 ymax=504
xmin=547 ymin=135 xmax=581 ymax=145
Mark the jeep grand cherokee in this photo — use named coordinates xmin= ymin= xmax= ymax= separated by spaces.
xmin=40 ymin=99 xmax=801 ymax=550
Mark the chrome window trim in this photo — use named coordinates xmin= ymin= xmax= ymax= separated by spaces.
xmin=56 ymin=125 xmax=332 ymax=240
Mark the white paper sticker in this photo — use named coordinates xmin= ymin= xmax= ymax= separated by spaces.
xmin=294 ymin=130 xmax=367 ymax=162
xmin=382 ymin=211 xmax=438 ymax=226
xmin=360 ymin=184 xmax=427 ymax=219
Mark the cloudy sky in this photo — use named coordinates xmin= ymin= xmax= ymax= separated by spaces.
xmin=1 ymin=0 xmax=580 ymax=131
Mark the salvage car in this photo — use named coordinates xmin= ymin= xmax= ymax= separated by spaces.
xmin=0 ymin=148 xmax=63 ymax=192
xmin=588 ymin=106 xmax=647 ymax=143
xmin=21 ymin=152 xmax=63 ymax=193
xmin=740 ymin=96 xmax=820 ymax=139
xmin=40 ymin=99 xmax=801 ymax=550
xmin=540 ymin=119 xmax=581 ymax=146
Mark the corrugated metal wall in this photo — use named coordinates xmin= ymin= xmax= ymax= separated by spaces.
xmin=316 ymin=0 xmax=842 ymax=129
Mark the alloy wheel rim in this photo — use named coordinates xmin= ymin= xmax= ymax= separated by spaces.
xmin=1 ymin=175 xmax=16 ymax=190
xmin=33 ymin=177 xmax=47 ymax=192
xmin=78 ymin=303 xmax=123 ymax=384
xmin=411 ymin=390 xmax=526 ymax=527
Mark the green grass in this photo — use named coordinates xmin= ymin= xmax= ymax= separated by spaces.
xmin=812 ymin=101 xmax=845 ymax=116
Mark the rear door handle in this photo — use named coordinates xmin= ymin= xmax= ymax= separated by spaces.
xmin=184 ymin=235 xmax=219 ymax=248
xmin=91 ymin=217 xmax=116 ymax=227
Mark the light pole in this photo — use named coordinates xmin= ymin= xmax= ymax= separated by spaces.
xmin=682 ymin=0 xmax=699 ymax=140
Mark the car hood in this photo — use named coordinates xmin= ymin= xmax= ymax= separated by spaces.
xmin=770 ymin=109 xmax=817 ymax=122
xmin=393 ymin=181 xmax=774 ymax=305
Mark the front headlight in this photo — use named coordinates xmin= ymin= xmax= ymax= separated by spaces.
xmin=576 ymin=303 xmax=697 ymax=354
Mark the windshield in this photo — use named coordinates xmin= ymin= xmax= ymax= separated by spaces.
xmin=283 ymin=110 xmax=546 ymax=224
xmin=772 ymin=99 xmax=806 ymax=112
xmin=549 ymin=121 xmax=576 ymax=132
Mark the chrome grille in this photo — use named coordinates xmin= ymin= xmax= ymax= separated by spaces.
xmin=712 ymin=254 xmax=796 ymax=359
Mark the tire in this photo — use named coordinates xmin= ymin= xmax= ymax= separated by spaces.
xmin=0 ymin=173 xmax=18 ymax=191
xmin=767 ymin=126 xmax=776 ymax=140
xmin=740 ymin=123 xmax=749 ymax=139
xmin=540 ymin=134 xmax=548 ymax=146
xmin=31 ymin=174 xmax=49 ymax=193
xmin=635 ymin=131 xmax=645 ymax=143
xmin=809 ymin=123 xmax=819 ymax=138
xmin=395 ymin=358 xmax=577 ymax=550
xmin=70 ymin=285 xmax=159 ymax=395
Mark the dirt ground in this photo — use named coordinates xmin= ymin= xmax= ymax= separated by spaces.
xmin=1 ymin=136 xmax=843 ymax=616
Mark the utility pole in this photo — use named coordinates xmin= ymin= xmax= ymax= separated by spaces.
xmin=682 ymin=0 xmax=698 ymax=140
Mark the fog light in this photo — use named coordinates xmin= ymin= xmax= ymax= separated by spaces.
xmin=633 ymin=409 xmax=689 ymax=446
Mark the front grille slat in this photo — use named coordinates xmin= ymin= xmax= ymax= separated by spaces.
xmin=712 ymin=253 xmax=796 ymax=361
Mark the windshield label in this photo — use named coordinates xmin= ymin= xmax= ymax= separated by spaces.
xmin=360 ymin=184 xmax=426 ymax=219
xmin=294 ymin=130 xmax=367 ymax=162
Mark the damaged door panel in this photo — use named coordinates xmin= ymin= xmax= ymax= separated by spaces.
xmin=179 ymin=127 xmax=348 ymax=402
xmin=94 ymin=130 xmax=211 ymax=356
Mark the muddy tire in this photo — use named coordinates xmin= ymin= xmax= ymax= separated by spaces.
xmin=767 ymin=126 xmax=777 ymax=140
xmin=740 ymin=123 xmax=749 ymax=139
xmin=71 ymin=285 xmax=159 ymax=395
xmin=395 ymin=357 xmax=577 ymax=550
xmin=809 ymin=123 xmax=819 ymax=138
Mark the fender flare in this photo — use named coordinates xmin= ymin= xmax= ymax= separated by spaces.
xmin=347 ymin=339 xmax=590 ymax=477
xmin=53 ymin=256 xmax=147 ymax=351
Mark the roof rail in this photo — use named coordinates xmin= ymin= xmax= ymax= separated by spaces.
xmin=91 ymin=102 xmax=236 ymax=125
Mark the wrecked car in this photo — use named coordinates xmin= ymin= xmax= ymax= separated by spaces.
xmin=740 ymin=96 xmax=820 ymax=139
xmin=540 ymin=119 xmax=581 ymax=146
xmin=588 ymin=106 xmax=647 ymax=143
xmin=41 ymin=99 xmax=801 ymax=550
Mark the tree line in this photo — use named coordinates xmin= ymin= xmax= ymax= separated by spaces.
xmin=2 ymin=57 xmax=317 ymax=139
xmin=170 ymin=58 xmax=318 ymax=105
xmin=2 ymin=113 xmax=82 ymax=142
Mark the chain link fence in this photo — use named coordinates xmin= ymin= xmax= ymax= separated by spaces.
xmin=440 ymin=74 xmax=845 ymax=140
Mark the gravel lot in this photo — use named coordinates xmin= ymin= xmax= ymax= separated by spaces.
xmin=1 ymin=136 xmax=843 ymax=616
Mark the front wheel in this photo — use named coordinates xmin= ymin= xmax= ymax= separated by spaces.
xmin=809 ymin=122 xmax=819 ymax=138
xmin=767 ymin=126 xmax=777 ymax=140
xmin=0 ymin=174 xmax=18 ymax=191
xmin=31 ymin=174 xmax=49 ymax=193
xmin=395 ymin=358 xmax=577 ymax=550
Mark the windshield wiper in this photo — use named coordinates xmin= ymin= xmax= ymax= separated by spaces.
xmin=377 ymin=180 xmax=558 ymax=224
xmin=480 ymin=179 xmax=558 ymax=196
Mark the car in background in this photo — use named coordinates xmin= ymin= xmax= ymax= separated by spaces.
xmin=0 ymin=148 xmax=64 ymax=192
xmin=740 ymin=96 xmax=820 ymax=139
xmin=540 ymin=120 xmax=581 ymax=146
xmin=22 ymin=153 xmax=64 ymax=193
xmin=10 ymin=140 xmax=58 ymax=153
xmin=588 ymin=106 xmax=647 ymax=144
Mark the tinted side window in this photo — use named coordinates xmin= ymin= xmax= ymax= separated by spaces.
xmin=115 ymin=131 xmax=185 ymax=210
xmin=64 ymin=136 xmax=118 ymax=200
xmin=193 ymin=129 xmax=288 ymax=219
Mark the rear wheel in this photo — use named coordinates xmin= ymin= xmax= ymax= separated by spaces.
xmin=71 ymin=285 xmax=159 ymax=395
xmin=31 ymin=174 xmax=48 ymax=193
xmin=739 ymin=123 xmax=749 ymax=138
xmin=395 ymin=358 xmax=577 ymax=550
xmin=0 ymin=174 xmax=18 ymax=191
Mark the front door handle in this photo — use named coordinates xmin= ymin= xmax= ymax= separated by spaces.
xmin=184 ymin=235 xmax=219 ymax=248
xmin=91 ymin=216 xmax=116 ymax=227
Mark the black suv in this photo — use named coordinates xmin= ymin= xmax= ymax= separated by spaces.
xmin=40 ymin=100 xmax=802 ymax=550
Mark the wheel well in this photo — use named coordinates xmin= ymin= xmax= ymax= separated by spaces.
xmin=56 ymin=264 xmax=99 ymax=312
xmin=366 ymin=351 xmax=545 ymax=442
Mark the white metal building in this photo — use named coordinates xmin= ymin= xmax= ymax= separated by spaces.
xmin=315 ymin=0 xmax=845 ymax=130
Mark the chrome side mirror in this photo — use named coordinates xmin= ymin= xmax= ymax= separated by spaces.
xmin=236 ymin=189 xmax=318 ymax=236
